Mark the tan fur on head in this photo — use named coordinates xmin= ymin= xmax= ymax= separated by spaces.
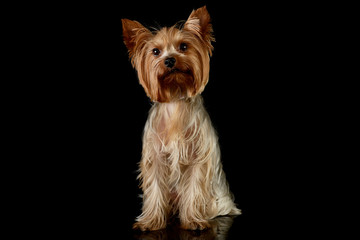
xmin=122 ymin=6 xmax=214 ymax=103
xmin=122 ymin=6 xmax=241 ymax=231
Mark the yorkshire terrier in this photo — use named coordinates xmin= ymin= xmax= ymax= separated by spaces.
xmin=122 ymin=6 xmax=241 ymax=231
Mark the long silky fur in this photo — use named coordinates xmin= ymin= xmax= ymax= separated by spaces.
xmin=122 ymin=6 xmax=241 ymax=231
xmin=136 ymin=96 xmax=241 ymax=230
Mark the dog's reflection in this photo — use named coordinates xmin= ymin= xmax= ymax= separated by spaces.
xmin=134 ymin=216 xmax=235 ymax=240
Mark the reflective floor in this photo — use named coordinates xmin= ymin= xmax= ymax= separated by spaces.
xmin=132 ymin=216 xmax=236 ymax=240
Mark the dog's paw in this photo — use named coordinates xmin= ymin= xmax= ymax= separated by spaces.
xmin=229 ymin=207 xmax=242 ymax=215
xmin=133 ymin=221 xmax=166 ymax=231
xmin=180 ymin=220 xmax=211 ymax=230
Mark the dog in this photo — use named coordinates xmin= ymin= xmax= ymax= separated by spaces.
xmin=122 ymin=6 xmax=241 ymax=231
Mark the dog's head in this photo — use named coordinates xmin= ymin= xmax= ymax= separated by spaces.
xmin=122 ymin=6 xmax=214 ymax=102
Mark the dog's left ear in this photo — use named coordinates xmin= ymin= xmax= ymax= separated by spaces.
xmin=183 ymin=6 xmax=214 ymax=53
xmin=122 ymin=19 xmax=152 ymax=64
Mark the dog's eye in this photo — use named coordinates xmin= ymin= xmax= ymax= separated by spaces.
xmin=152 ymin=48 xmax=160 ymax=56
xmin=179 ymin=43 xmax=187 ymax=52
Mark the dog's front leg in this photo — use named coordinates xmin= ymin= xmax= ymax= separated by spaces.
xmin=133 ymin=141 xmax=169 ymax=231
xmin=178 ymin=162 xmax=213 ymax=230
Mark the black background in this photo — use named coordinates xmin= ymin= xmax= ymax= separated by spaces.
xmin=29 ymin=0 xmax=316 ymax=238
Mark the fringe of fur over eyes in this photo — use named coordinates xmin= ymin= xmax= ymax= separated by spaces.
xmin=135 ymin=96 xmax=241 ymax=230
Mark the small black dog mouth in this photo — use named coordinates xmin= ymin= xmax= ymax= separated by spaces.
xmin=167 ymin=68 xmax=184 ymax=74
xmin=164 ymin=68 xmax=191 ymax=78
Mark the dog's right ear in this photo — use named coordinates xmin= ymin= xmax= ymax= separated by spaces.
xmin=121 ymin=19 xmax=152 ymax=62
xmin=183 ymin=6 xmax=214 ymax=55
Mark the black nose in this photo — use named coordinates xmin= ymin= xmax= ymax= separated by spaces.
xmin=164 ymin=57 xmax=176 ymax=68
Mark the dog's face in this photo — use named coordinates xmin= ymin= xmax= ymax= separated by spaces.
xmin=122 ymin=6 xmax=214 ymax=102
